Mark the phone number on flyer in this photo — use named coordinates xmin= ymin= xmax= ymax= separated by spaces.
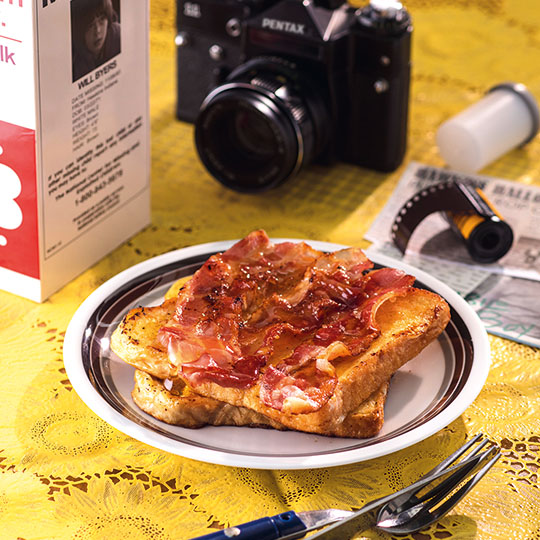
xmin=75 ymin=169 xmax=123 ymax=206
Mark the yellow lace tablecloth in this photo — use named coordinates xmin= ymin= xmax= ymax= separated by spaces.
xmin=2 ymin=1 xmax=540 ymax=538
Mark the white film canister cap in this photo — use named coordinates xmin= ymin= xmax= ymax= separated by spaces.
xmin=436 ymin=82 xmax=540 ymax=172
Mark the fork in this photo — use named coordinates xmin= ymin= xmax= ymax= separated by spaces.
xmin=285 ymin=433 xmax=501 ymax=540
xmin=376 ymin=435 xmax=502 ymax=534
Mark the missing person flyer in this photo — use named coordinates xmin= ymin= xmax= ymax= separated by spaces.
xmin=0 ymin=0 xmax=150 ymax=301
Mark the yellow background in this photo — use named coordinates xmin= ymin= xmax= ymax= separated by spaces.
xmin=2 ymin=1 xmax=540 ymax=539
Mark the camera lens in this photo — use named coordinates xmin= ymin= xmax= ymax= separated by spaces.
xmin=196 ymin=91 xmax=298 ymax=191
xmin=232 ymin=110 xmax=276 ymax=159
xmin=194 ymin=58 xmax=329 ymax=192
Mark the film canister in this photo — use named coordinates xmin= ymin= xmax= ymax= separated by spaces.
xmin=392 ymin=181 xmax=514 ymax=263
xmin=436 ymin=82 xmax=540 ymax=172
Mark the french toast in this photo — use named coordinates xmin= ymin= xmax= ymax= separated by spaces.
xmin=111 ymin=231 xmax=450 ymax=438
xmin=112 ymin=298 xmax=389 ymax=437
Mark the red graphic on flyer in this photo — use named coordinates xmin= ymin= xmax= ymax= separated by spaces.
xmin=0 ymin=119 xmax=39 ymax=279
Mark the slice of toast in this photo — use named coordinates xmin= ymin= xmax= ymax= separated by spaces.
xmin=111 ymin=297 xmax=389 ymax=437
xmin=183 ymin=288 xmax=450 ymax=435
xmin=132 ymin=369 xmax=389 ymax=437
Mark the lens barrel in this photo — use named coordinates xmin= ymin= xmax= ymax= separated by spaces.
xmin=194 ymin=58 xmax=328 ymax=192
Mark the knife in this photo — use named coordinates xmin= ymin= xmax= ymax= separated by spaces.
xmin=188 ymin=508 xmax=359 ymax=540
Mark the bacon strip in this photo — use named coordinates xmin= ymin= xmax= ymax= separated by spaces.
xmin=157 ymin=230 xmax=415 ymax=413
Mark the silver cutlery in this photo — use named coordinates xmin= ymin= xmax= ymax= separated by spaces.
xmin=190 ymin=433 xmax=501 ymax=540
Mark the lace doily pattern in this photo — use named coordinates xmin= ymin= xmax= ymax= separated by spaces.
xmin=1 ymin=0 xmax=540 ymax=539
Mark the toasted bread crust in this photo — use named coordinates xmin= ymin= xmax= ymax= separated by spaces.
xmin=132 ymin=370 xmax=286 ymax=430
xmin=132 ymin=370 xmax=388 ymax=437
xmin=110 ymin=300 xmax=177 ymax=380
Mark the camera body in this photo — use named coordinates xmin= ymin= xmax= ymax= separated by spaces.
xmin=176 ymin=0 xmax=412 ymax=191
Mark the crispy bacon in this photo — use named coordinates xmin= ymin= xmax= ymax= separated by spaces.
xmin=157 ymin=230 xmax=415 ymax=413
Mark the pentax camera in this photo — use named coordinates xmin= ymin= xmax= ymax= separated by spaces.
xmin=176 ymin=0 xmax=412 ymax=192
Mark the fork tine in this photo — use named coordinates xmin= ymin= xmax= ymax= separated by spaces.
xmin=377 ymin=441 xmax=500 ymax=529
xmin=426 ymin=448 xmax=502 ymax=523
xmin=415 ymin=444 xmax=496 ymax=506
xmin=379 ymin=446 xmax=502 ymax=534
xmin=382 ymin=435 xmax=493 ymax=517
xmin=300 ymin=435 xmax=500 ymax=540
xmin=425 ymin=433 xmax=487 ymax=477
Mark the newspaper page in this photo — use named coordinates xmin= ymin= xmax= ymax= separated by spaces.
xmin=464 ymin=274 xmax=540 ymax=348
xmin=365 ymin=162 xmax=540 ymax=347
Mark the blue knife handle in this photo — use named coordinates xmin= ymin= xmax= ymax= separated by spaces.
xmin=191 ymin=511 xmax=307 ymax=540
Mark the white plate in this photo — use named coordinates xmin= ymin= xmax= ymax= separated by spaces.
xmin=64 ymin=239 xmax=490 ymax=470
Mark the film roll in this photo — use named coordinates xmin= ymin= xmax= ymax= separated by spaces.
xmin=391 ymin=181 xmax=514 ymax=264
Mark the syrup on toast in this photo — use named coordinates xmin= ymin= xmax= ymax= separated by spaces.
xmin=112 ymin=297 xmax=389 ymax=437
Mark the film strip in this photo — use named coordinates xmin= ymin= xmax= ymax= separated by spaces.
xmin=391 ymin=181 xmax=514 ymax=264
